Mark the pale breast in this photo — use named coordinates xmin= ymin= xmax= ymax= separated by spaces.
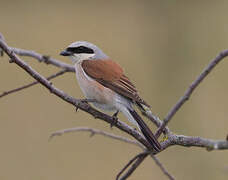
xmin=74 ymin=62 xmax=117 ymax=111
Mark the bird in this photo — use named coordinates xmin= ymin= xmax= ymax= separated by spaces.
xmin=60 ymin=41 xmax=161 ymax=151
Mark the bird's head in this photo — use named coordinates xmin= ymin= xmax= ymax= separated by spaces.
xmin=60 ymin=41 xmax=108 ymax=64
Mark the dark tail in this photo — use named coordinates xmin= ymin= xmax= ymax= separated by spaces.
xmin=128 ymin=108 xmax=161 ymax=151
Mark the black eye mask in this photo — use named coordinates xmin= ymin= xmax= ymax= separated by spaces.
xmin=66 ymin=46 xmax=94 ymax=54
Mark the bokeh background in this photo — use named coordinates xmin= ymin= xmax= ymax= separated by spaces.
xmin=0 ymin=0 xmax=228 ymax=179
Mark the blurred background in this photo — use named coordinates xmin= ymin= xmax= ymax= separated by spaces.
xmin=0 ymin=0 xmax=228 ymax=179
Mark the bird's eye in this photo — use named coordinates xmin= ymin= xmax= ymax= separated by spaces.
xmin=67 ymin=46 xmax=94 ymax=54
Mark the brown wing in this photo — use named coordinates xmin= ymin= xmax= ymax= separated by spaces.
xmin=81 ymin=60 xmax=150 ymax=107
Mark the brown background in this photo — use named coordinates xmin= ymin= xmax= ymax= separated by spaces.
xmin=0 ymin=0 xmax=228 ymax=179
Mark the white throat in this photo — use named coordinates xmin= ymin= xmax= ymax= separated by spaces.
xmin=70 ymin=53 xmax=95 ymax=64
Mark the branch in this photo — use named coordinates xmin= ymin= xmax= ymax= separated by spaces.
xmin=49 ymin=127 xmax=144 ymax=149
xmin=10 ymin=47 xmax=74 ymax=71
xmin=150 ymin=155 xmax=175 ymax=180
xmin=0 ymin=69 xmax=67 ymax=98
xmin=0 ymin=33 xmax=5 ymax=56
xmin=117 ymin=152 xmax=175 ymax=180
xmin=0 ymin=32 xmax=73 ymax=71
xmin=142 ymin=110 xmax=170 ymax=135
xmin=161 ymin=133 xmax=228 ymax=151
xmin=155 ymin=49 xmax=228 ymax=137
xmin=116 ymin=151 xmax=149 ymax=180
xmin=50 ymin=126 xmax=175 ymax=180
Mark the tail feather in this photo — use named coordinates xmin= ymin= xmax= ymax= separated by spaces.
xmin=128 ymin=108 xmax=161 ymax=151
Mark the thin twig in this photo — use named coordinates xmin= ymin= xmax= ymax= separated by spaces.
xmin=0 ymin=33 xmax=4 ymax=56
xmin=10 ymin=47 xmax=74 ymax=71
xmin=141 ymin=110 xmax=170 ymax=136
xmin=150 ymin=155 xmax=175 ymax=180
xmin=0 ymin=32 xmax=73 ymax=71
xmin=0 ymin=69 xmax=67 ymax=98
xmin=50 ymin=126 xmax=177 ymax=180
xmin=118 ymin=152 xmax=175 ymax=180
xmin=49 ymin=127 xmax=144 ymax=149
xmin=155 ymin=49 xmax=228 ymax=137
xmin=116 ymin=151 xmax=149 ymax=180
xmin=119 ymin=154 xmax=148 ymax=180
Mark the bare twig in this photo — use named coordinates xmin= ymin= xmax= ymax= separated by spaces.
xmin=161 ymin=133 xmax=228 ymax=151
xmin=155 ymin=49 xmax=228 ymax=137
xmin=150 ymin=155 xmax=175 ymax=180
xmin=118 ymin=154 xmax=176 ymax=180
xmin=0 ymin=34 xmax=73 ymax=71
xmin=10 ymin=47 xmax=74 ymax=71
xmin=49 ymin=127 xmax=143 ymax=149
xmin=50 ymin=126 xmax=175 ymax=180
xmin=0 ymin=69 xmax=67 ymax=98
xmin=116 ymin=151 xmax=149 ymax=180
xmin=0 ymin=33 xmax=4 ymax=56
xmin=142 ymin=110 xmax=170 ymax=136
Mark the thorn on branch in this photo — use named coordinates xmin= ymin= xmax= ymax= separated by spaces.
xmin=90 ymin=131 xmax=95 ymax=137
xmin=8 ymin=50 xmax=16 ymax=63
xmin=75 ymin=106 xmax=79 ymax=112
xmin=9 ymin=58 xmax=14 ymax=63
xmin=110 ymin=110 xmax=119 ymax=128
xmin=75 ymin=100 xmax=93 ymax=113
xmin=42 ymin=55 xmax=50 ymax=64
xmin=93 ymin=114 xmax=99 ymax=119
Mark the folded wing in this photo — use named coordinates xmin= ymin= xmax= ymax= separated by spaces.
xmin=81 ymin=59 xmax=150 ymax=107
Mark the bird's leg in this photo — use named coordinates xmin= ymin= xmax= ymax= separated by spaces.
xmin=75 ymin=98 xmax=96 ymax=112
xmin=110 ymin=110 xmax=119 ymax=128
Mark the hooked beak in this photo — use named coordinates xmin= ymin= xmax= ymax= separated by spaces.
xmin=60 ymin=50 xmax=72 ymax=56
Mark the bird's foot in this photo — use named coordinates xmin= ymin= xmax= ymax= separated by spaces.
xmin=110 ymin=110 xmax=119 ymax=128
xmin=75 ymin=98 xmax=96 ymax=112
xmin=80 ymin=98 xmax=96 ymax=103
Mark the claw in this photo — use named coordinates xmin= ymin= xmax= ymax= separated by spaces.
xmin=75 ymin=99 xmax=95 ymax=112
xmin=80 ymin=98 xmax=96 ymax=103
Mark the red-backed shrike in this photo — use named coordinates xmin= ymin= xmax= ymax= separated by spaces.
xmin=60 ymin=41 xmax=161 ymax=151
